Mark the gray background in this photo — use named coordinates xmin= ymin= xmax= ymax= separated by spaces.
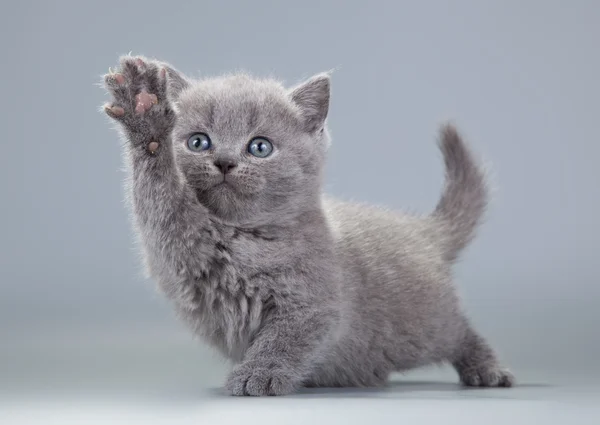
xmin=1 ymin=0 xmax=599 ymax=423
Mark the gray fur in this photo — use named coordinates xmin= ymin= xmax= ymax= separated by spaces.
xmin=101 ymin=55 xmax=514 ymax=396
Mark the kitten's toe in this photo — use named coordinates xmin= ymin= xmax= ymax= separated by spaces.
xmin=104 ymin=104 xmax=125 ymax=119
xmin=241 ymin=368 xmax=272 ymax=396
xmin=496 ymin=369 xmax=515 ymax=387
xmin=453 ymin=328 xmax=515 ymax=389
xmin=103 ymin=72 xmax=127 ymax=99
xmin=120 ymin=55 xmax=144 ymax=79
xmin=226 ymin=363 xmax=297 ymax=396
xmin=104 ymin=72 xmax=125 ymax=86
xmin=460 ymin=365 xmax=515 ymax=388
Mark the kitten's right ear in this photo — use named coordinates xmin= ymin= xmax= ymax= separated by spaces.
xmin=161 ymin=64 xmax=191 ymax=100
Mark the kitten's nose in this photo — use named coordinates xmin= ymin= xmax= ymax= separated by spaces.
xmin=213 ymin=159 xmax=237 ymax=174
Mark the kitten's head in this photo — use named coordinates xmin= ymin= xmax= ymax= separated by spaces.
xmin=169 ymin=71 xmax=331 ymax=225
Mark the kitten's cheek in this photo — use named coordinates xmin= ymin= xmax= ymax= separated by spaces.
xmin=243 ymin=178 xmax=266 ymax=195
xmin=186 ymin=173 xmax=214 ymax=190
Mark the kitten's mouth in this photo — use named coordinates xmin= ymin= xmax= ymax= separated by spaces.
xmin=217 ymin=173 xmax=239 ymax=185
xmin=204 ymin=174 xmax=241 ymax=193
xmin=214 ymin=178 xmax=235 ymax=190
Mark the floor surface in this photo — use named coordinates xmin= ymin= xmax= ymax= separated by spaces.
xmin=2 ymin=327 xmax=598 ymax=424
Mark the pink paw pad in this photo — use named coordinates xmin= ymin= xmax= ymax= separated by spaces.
xmin=134 ymin=91 xmax=158 ymax=115
xmin=114 ymin=73 xmax=125 ymax=84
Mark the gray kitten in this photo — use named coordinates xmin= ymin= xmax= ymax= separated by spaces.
xmin=102 ymin=55 xmax=514 ymax=396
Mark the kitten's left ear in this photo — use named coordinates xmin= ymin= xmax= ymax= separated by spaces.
xmin=158 ymin=63 xmax=191 ymax=101
xmin=289 ymin=73 xmax=331 ymax=133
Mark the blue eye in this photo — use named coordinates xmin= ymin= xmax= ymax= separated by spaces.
xmin=248 ymin=137 xmax=273 ymax=158
xmin=187 ymin=133 xmax=211 ymax=151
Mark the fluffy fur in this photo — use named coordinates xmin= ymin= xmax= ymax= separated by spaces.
xmin=101 ymin=55 xmax=514 ymax=396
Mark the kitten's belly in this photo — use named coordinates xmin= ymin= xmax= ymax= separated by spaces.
xmin=309 ymin=290 xmax=464 ymax=388
xmin=317 ymin=200 xmax=465 ymax=385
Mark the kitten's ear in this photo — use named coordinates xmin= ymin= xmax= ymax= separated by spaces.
xmin=289 ymin=73 xmax=331 ymax=133
xmin=160 ymin=64 xmax=191 ymax=100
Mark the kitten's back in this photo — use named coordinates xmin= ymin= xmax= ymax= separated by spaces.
xmin=324 ymin=124 xmax=487 ymax=267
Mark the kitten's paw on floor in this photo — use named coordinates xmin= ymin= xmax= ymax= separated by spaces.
xmin=226 ymin=363 xmax=297 ymax=396
xmin=459 ymin=365 xmax=515 ymax=388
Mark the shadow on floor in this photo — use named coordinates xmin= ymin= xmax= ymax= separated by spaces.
xmin=201 ymin=380 xmax=553 ymax=400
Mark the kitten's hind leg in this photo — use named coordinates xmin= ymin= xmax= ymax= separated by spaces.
xmin=452 ymin=326 xmax=515 ymax=388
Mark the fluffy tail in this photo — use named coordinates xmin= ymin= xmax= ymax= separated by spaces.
xmin=432 ymin=124 xmax=488 ymax=263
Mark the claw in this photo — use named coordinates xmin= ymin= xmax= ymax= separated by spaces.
xmin=108 ymin=66 xmax=113 ymax=74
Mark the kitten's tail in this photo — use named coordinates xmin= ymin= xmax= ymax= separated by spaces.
xmin=432 ymin=124 xmax=488 ymax=263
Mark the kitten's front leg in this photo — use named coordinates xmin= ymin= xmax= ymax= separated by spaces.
xmin=102 ymin=55 xmax=188 ymax=228
xmin=102 ymin=56 xmax=215 ymax=300
xmin=226 ymin=308 xmax=336 ymax=396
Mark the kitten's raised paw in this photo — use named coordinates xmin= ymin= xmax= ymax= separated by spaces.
xmin=102 ymin=55 xmax=174 ymax=143
xmin=225 ymin=362 xmax=297 ymax=396
xmin=459 ymin=365 xmax=515 ymax=388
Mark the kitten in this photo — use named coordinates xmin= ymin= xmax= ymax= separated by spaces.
xmin=102 ymin=55 xmax=514 ymax=396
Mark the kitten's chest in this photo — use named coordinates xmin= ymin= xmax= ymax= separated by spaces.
xmin=194 ymin=271 xmax=265 ymax=361
xmin=191 ymin=229 xmax=290 ymax=360
xmin=213 ymin=225 xmax=294 ymax=278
